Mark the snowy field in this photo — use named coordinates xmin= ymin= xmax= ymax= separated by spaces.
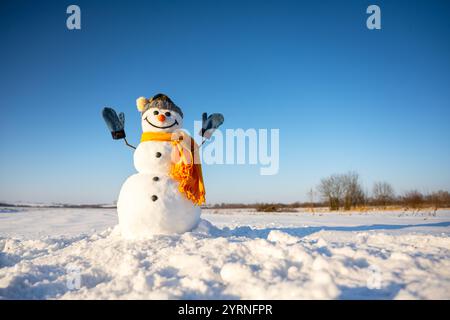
xmin=1 ymin=207 xmax=450 ymax=299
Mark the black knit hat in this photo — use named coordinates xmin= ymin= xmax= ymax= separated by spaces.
xmin=136 ymin=93 xmax=183 ymax=118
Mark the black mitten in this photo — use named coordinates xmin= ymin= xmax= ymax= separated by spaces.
xmin=200 ymin=113 xmax=224 ymax=139
xmin=102 ymin=107 xmax=126 ymax=139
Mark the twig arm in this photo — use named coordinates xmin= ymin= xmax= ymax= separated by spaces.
xmin=124 ymin=138 xmax=136 ymax=150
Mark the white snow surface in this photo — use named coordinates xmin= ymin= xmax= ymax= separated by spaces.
xmin=1 ymin=207 xmax=450 ymax=299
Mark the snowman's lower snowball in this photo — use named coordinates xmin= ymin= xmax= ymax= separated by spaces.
xmin=117 ymin=173 xmax=201 ymax=238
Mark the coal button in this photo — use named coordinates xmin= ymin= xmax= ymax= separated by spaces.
xmin=151 ymin=195 xmax=158 ymax=201
xmin=153 ymin=176 xmax=159 ymax=181
xmin=155 ymin=152 xmax=162 ymax=158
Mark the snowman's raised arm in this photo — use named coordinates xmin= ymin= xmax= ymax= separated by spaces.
xmin=102 ymin=107 xmax=136 ymax=150
xmin=199 ymin=112 xmax=225 ymax=143
xmin=123 ymin=137 xmax=136 ymax=150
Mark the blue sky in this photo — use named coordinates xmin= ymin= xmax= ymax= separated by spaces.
xmin=1 ymin=0 xmax=449 ymax=204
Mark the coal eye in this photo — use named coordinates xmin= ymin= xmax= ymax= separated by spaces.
xmin=153 ymin=110 xmax=159 ymax=115
xmin=165 ymin=112 xmax=171 ymax=117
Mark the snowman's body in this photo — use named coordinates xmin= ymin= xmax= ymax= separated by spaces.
xmin=117 ymin=95 xmax=201 ymax=239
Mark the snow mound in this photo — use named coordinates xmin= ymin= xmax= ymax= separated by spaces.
xmin=1 ymin=213 xmax=450 ymax=299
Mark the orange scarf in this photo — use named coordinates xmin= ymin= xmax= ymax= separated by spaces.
xmin=141 ymin=131 xmax=205 ymax=206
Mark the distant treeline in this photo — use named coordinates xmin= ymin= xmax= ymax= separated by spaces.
xmin=205 ymin=202 xmax=303 ymax=212
xmin=207 ymin=171 xmax=450 ymax=213
xmin=315 ymin=171 xmax=450 ymax=211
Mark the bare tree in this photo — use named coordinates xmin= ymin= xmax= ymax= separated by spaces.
xmin=318 ymin=172 xmax=365 ymax=211
xmin=318 ymin=174 xmax=343 ymax=210
xmin=341 ymin=172 xmax=365 ymax=210
xmin=307 ymin=188 xmax=315 ymax=213
xmin=372 ymin=181 xmax=395 ymax=207
xmin=402 ymin=190 xmax=424 ymax=212
xmin=428 ymin=190 xmax=450 ymax=215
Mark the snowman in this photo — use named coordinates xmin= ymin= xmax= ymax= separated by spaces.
xmin=102 ymin=93 xmax=224 ymax=239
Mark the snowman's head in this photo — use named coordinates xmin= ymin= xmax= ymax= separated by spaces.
xmin=136 ymin=94 xmax=183 ymax=133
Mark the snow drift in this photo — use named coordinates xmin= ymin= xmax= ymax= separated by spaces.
xmin=1 ymin=208 xmax=450 ymax=299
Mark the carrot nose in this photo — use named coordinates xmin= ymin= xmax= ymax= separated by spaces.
xmin=157 ymin=114 xmax=166 ymax=122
